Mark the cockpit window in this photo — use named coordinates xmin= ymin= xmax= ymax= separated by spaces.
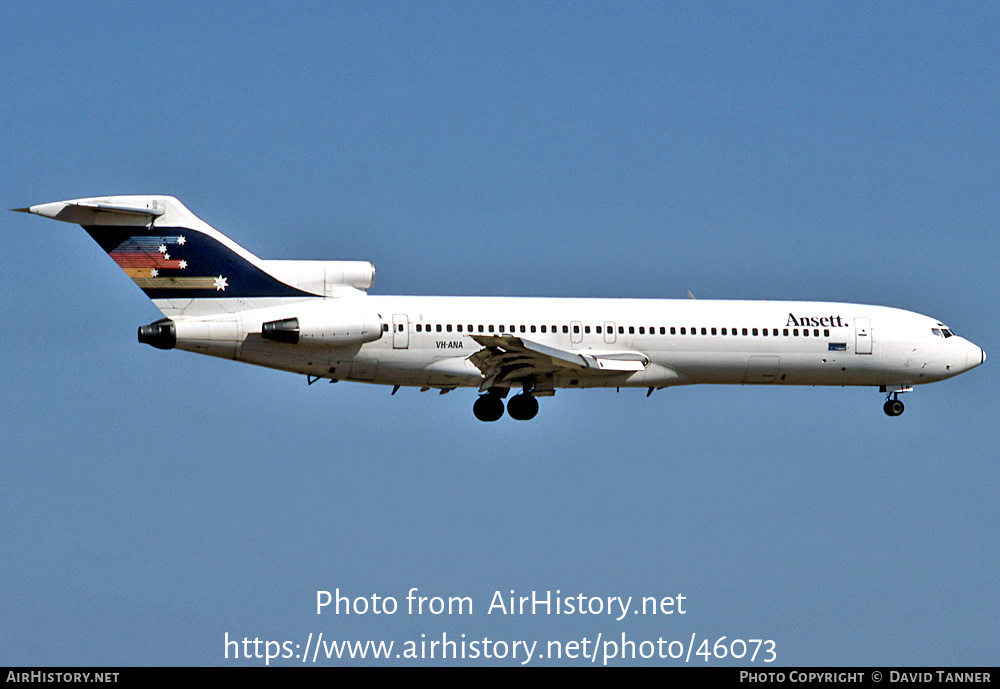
xmin=942 ymin=329 xmax=954 ymax=338
xmin=932 ymin=328 xmax=943 ymax=337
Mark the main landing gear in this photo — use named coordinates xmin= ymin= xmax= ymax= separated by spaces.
xmin=473 ymin=390 xmax=539 ymax=421
xmin=472 ymin=392 xmax=505 ymax=422
xmin=506 ymin=393 xmax=539 ymax=421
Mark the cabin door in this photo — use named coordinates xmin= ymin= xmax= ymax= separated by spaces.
xmin=855 ymin=318 xmax=872 ymax=355
xmin=393 ymin=314 xmax=409 ymax=349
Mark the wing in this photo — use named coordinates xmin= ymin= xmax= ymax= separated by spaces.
xmin=468 ymin=335 xmax=650 ymax=391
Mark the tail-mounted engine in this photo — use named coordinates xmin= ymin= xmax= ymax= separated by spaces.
xmin=260 ymin=310 xmax=383 ymax=346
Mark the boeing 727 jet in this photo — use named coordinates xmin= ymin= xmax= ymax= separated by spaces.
xmin=16 ymin=196 xmax=985 ymax=420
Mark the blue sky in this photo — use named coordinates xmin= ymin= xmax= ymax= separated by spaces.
xmin=1 ymin=2 xmax=997 ymax=666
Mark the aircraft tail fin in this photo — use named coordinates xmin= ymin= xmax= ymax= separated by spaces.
xmin=16 ymin=196 xmax=375 ymax=316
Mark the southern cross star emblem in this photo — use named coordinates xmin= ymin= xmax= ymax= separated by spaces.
xmin=213 ymin=275 xmax=228 ymax=291
xmin=176 ymin=236 xmax=186 ymax=245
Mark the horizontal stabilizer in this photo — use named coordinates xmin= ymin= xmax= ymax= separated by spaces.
xmin=17 ymin=198 xmax=167 ymax=226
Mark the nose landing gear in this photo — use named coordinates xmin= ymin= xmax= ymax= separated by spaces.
xmin=883 ymin=396 xmax=905 ymax=417
xmin=881 ymin=385 xmax=912 ymax=417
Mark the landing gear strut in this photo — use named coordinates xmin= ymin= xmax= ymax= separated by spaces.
xmin=883 ymin=393 xmax=905 ymax=417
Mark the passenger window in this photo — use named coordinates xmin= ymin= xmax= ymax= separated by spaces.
xmin=671 ymin=327 xmax=676 ymax=335
xmin=701 ymin=327 xmax=707 ymax=335
xmin=416 ymin=324 xmax=422 ymax=332
xmin=446 ymin=324 xmax=452 ymax=332
xmin=629 ymin=326 xmax=635 ymax=334
xmin=457 ymin=324 xmax=463 ymax=332
xmin=742 ymin=328 xmax=748 ymax=336
xmin=562 ymin=325 xmax=569 ymax=334
xmin=660 ymin=327 xmax=666 ymax=335
xmin=814 ymin=329 xmax=819 ymax=337
xmin=436 ymin=324 xmax=442 ymax=332
xmin=639 ymin=327 xmax=645 ymax=334
xmin=596 ymin=325 xmax=602 ymax=334
xmin=824 ymin=329 xmax=829 ymax=337
xmin=803 ymin=329 xmax=809 ymax=337
xmin=783 ymin=328 xmax=788 ymax=336
xmin=680 ymin=327 xmax=686 ymax=335
xmin=619 ymin=326 xmax=624 ymax=334
xmin=573 ymin=325 xmax=580 ymax=334
xmin=520 ymin=325 xmax=526 ymax=333
xmin=721 ymin=328 xmax=727 ymax=335
xmin=540 ymin=325 xmax=546 ymax=333
xmin=752 ymin=328 xmax=758 ymax=336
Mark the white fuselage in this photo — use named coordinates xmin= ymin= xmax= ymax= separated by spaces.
xmin=172 ymin=295 xmax=984 ymax=391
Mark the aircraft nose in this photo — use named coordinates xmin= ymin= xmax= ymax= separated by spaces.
xmin=966 ymin=342 xmax=985 ymax=370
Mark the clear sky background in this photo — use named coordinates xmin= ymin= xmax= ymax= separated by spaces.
xmin=2 ymin=2 xmax=997 ymax=666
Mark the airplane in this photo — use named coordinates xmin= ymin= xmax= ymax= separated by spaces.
xmin=15 ymin=195 xmax=985 ymax=421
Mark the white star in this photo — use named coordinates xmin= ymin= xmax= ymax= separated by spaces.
xmin=178 ymin=260 xmax=187 ymax=269
xmin=213 ymin=275 xmax=228 ymax=291
xmin=158 ymin=245 xmax=167 ymax=253
xmin=163 ymin=253 xmax=170 ymax=260
xmin=176 ymin=236 xmax=186 ymax=245
xmin=150 ymin=269 xmax=158 ymax=277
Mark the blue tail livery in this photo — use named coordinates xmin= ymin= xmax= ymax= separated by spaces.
xmin=15 ymin=196 xmax=375 ymax=316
